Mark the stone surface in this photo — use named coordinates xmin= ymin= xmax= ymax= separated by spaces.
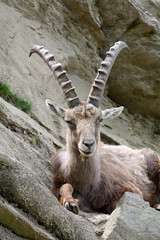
xmin=0 ymin=151 xmax=97 ymax=240
xmin=99 ymin=0 xmax=160 ymax=119
xmin=0 ymin=0 xmax=160 ymax=239
xmin=0 ymin=196 xmax=56 ymax=240
xmin=0 ymin=225 xmax=30 ymax=240
xmin=80 ymin=211 xmax=110 ymax=238
xmin=102 ymin=192 xmax=160 ymax=240
xmin=0 ymin=0 xmax=102 ymax=137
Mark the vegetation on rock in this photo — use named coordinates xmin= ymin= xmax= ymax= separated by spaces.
xmin=0 ymin=81 xmax=32 ymax=113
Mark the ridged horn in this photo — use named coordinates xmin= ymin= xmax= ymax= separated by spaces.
xmin=87 ymin=41 xmax=130 ymax=107
xmin=29 ymin=45 xmax=80 ymax=108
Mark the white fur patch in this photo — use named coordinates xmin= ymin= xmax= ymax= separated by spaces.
xmin=156 ymin=205 xmax=160 ymax=210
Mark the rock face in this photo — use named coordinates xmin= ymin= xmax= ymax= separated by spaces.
xmin=99 ymin=0 xmax=160 ymax=119
xmin=0 ymin=0 xmax=160 ymax=239
xmin=102 ymin=193 xmax=160 ymax=240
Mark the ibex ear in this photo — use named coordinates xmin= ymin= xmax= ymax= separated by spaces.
xmin=46 ymin=99 xmax=66 ymax=118
xmin=102 ymin=106 xmax=124 ymax=120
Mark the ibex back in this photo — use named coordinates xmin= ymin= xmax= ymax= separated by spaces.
xmin=30 ymin=41 xmax=160 ymax=214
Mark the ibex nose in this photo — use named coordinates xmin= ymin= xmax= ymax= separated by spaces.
xmin=83 ymin=140 xmax=95 ymax=150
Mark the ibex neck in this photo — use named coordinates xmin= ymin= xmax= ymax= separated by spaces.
xmin=65 ymin=136 xmax=101 ymax=190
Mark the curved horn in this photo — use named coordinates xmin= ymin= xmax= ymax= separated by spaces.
xmin=87 ymin=41 xmax=130 ymax=107
xmin=29 ymin=45 xmax=80 ymax=108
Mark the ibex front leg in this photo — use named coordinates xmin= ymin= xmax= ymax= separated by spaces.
xmin=60 ymin=183 xmax=79 ymax=214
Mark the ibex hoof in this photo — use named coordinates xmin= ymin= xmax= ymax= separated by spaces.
xmin=155 ymin=204 xmax=160 ymax=211
xmin=153 ymin=203 xmax=160 ymax=211
xmin=64 ymin=201 xmax=79 ymax=214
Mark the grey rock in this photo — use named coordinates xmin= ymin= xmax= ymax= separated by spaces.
xmin=102 ymin=192 xmax=160 ymax=240
xmin=0 ymin=224 xmax=30 ymax=240
xmin=80 ymin=211 xmax=110 ymax=238
xmin=0 ymin=0 xmax=160 ymax=239
xmin=99 ymin=0 xmax=160 ymax=119
xmin=0 ymin=97 xmax=60 ymax=190
xmin=0 ymin=196 xmax=56 ymax=240
xmin=0 ymin=152 xmax=97 ymax=240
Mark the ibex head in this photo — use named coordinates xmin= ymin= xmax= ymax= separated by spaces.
xmin=29 ymin=42 xmax=129 ymax=157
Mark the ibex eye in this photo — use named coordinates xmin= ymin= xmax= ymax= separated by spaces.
xmin=66 ymin=120 xmax=72 ymax=124
xmin=66 ymin=120 xmax=75 ymax=126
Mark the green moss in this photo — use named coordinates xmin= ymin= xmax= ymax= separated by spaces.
xmin=30 ymin=131 xmax=39 ymax=144
xmin=0 ymin=81 xmax=32 ymax=113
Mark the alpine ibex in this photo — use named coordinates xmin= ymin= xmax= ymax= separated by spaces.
xmin=29 ymin=41 xmax=160 ymax=214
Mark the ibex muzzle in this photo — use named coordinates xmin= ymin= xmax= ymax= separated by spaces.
xmin=79 ymin=133 xmax=96 ymax=157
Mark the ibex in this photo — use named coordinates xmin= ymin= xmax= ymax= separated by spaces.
xmin=29 ymin=41 xmax=160 ymax=214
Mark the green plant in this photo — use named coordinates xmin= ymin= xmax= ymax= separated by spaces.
xmin=30 ymin=131 xmax=39 ymax=145
xmin=0 ymin=81 xmax=32 ymax=113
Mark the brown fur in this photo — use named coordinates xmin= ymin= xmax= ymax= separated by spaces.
xmin=51 ymin=102 xmax=160 ymax=214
